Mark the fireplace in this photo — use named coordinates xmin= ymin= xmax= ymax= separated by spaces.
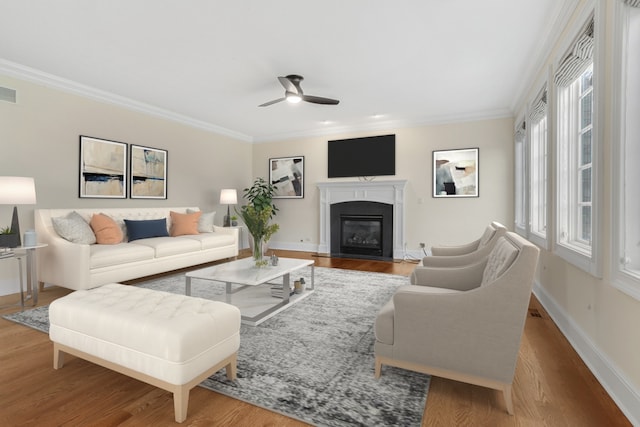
xmin=330 ymin=201 xmax=393 ymax=260
xmin=317 ymin=180 xmax=407 ymax=259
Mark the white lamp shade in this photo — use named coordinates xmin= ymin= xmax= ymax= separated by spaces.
xmin=0 ymin=176 xmax=37 ymax=204
xmin=219 ymin=188 xmax=237 ymax=205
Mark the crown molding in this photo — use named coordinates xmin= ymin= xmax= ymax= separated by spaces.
xmin=0 ymin=59 xmax=253 ymax=143
xmin=1 ymin=58 xmax=513 ymax=145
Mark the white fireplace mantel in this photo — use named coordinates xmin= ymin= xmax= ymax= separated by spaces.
xmin=317 ymin=180 xmax=407 ymax=258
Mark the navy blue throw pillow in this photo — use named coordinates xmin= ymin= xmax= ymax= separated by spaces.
xmin=124 ymin=218 xmax=169 ymax=241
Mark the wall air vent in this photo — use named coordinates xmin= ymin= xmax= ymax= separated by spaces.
xmin=0 ymin=87 xmax=17 ymax=103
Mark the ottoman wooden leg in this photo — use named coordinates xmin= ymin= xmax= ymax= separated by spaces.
xmin=226 ymin=354 xmax=237 ymax=380
xmin=174 ymin=386 xmax=190 ymax=423
xmin=53 ymin=343 xmax=65 ymax=369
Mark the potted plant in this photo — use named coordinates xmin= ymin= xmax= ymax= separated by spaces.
xmin=0 ymin=226 xmax=19 ymax=248
xmin=230 ymin=215 xmax=238 ymax=227
xmin=236 ymin=177 xmax=279 ymax=266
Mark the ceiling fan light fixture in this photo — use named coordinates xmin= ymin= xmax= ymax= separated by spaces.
xmin=259 ymin=75 xmax=339 ymax=107
xmin=286 ymin=93 xmax=302 ymax=104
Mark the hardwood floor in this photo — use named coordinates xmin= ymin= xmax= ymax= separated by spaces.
xmin=0 ymin=250 xmax=631 ymax=426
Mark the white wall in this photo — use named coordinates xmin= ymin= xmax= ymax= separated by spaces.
xmin=0 ymin=74 xmax=252 ymax=296
xmin=251 ymin=117 xmax=515 ymax=256
xmin=510 ymin=1 xmax=640 ymax=423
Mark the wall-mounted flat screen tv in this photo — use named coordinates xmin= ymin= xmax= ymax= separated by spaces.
xmin=327 ymin=134 xmax=395 ymax=178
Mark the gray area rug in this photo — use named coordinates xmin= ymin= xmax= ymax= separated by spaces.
xmin=3 ymin=266 xmax=430 ymax=426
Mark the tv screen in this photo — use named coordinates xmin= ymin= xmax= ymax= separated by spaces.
xmin=327 ymin=134 xmax=395 ymax=178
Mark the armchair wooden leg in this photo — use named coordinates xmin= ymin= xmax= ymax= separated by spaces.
xmin=374 ymin=357 xmax=382 ymax=378
xmin=503 ymin=384 xmax=514 ymax=415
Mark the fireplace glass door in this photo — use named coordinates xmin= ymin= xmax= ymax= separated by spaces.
xmin=340 ymin=215 xmax=383 ymax=256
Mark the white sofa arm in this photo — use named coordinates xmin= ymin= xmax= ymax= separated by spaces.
xmin=213 ymin=226 xmax=239 ymax=248
xmin=37 ymin=228 xmax=92 ymax=291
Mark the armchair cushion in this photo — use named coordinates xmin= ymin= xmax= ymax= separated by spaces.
xmin=481 ymin=237 xmax=519 ymax=286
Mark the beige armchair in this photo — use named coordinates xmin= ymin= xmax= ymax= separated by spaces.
xmin=374 ymin=232 xmax=540 ymax=414
xmin=426 ymin=221 xmax=507 ymax=261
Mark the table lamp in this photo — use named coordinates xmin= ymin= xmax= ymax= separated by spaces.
xmin=219 ymin=188 xmax=237 ymax=227
xmin=0 ymin=176 xmax=37 ymax=247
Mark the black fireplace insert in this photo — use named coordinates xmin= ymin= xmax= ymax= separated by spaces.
xmin=330 ymin=201 xmax=393 ymax=260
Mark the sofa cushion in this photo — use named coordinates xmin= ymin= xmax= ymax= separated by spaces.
xmin=125 ymin=218 xmax=169 ymax=241
xmin=181 ymin=233 xmax=236 ymax=249
xmin=170 ymin=211 xmax=201 ymax=237
xmin=130 ymin=236 xmax=202 ymax=258
xmin=188 ymin=209 xmax=216 ymax=233
xmin=90 ymin=213 xmax=124 ymax=244
xmin=90 ymin=243 xmax=155 ymax=269
xmin=52 ymin=211 xmax=96 ymax=244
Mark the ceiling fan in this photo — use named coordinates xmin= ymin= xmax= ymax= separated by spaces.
xmin=259 ymin=74 xmax=340 ymax=107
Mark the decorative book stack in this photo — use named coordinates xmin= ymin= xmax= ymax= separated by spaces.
xmin=271 ymin=283 xmax=295 ymax=298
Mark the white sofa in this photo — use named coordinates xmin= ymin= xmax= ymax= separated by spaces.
xmin=35 ymin=207 xmax=238 ymax=291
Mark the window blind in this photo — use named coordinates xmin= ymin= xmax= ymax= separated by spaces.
xmin=529 ymin=88 xmax=547 ymax=123
xmin=554 ymin=19 xmax=594 ymax=87
xmin=515 ymin=121 xmax=526 ymax=142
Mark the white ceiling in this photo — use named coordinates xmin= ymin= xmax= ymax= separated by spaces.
xmin=0 ymin=0 xmax=571 ymax=143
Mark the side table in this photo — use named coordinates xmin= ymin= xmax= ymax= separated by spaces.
xmin=13 ymin=243 xmax=47 ymax=306
xmin=0 ymin=250 xmax=25 ymax=310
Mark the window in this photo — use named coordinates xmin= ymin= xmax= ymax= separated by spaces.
xmin=529 ymin=88 xmax=548 ymax=246
xmin=612 ymin=1 xmax=640 ymax=300
xmin=514 ymin=120 xmax=527 ymax=237
xmin=555 ymin=15 xmax=601 ymax=275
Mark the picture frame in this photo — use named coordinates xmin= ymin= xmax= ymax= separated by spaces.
xmin=432 ymin=148 xmax=479 ymax=198
xmin=130 ymin=144 xmax=168 ymax=199
xmin=269 ymin=156 xmax=304 ymax=199
xmin=79 ymin=135 xmax=127 ymax=198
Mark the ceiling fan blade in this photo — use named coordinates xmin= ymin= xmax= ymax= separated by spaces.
xmin=278 ymin=76 xmax=300 ymax=94
xmin=259 ymin=97 xmax=286 ymax=107
xmin=302 ymin=95 xmax=340 ymax=105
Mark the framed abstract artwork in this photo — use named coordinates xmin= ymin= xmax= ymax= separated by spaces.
xmin=130 ymin=144 xmax=168 ymax=199
xmin=432 ymin=148 xmax=479 ymax=198
xmin=79 ymin=135 xmax=127 ymax=198
xmin=269 ymin=156 xmax=304 ymax=198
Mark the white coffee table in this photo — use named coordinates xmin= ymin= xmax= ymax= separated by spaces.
xmin=185 ymin=257 xmax=314 ymax=325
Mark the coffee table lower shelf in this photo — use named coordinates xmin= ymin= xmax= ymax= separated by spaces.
xmin=185 ymin=257 xmax=315 ymax=326
xmin=237 ymin=285 xmax=315 ymax=326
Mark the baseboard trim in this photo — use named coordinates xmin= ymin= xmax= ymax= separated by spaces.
xmin=533 ymin=281 xmax=640 ymax=426
xmin=267 ymin=241 xmax=318 ymax=253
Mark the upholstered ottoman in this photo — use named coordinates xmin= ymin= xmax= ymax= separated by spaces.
xmin=49 ymin=283 xmax=241 ymax=423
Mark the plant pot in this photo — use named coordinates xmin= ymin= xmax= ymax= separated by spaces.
xmin=0 ymin=233 xmax=19 ymax=248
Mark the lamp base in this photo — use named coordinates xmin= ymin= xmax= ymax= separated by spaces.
xmin=9 ymin=206 xmax=21 ymax=247
xmin=223 ymin=205 xmax=231 ymax=227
